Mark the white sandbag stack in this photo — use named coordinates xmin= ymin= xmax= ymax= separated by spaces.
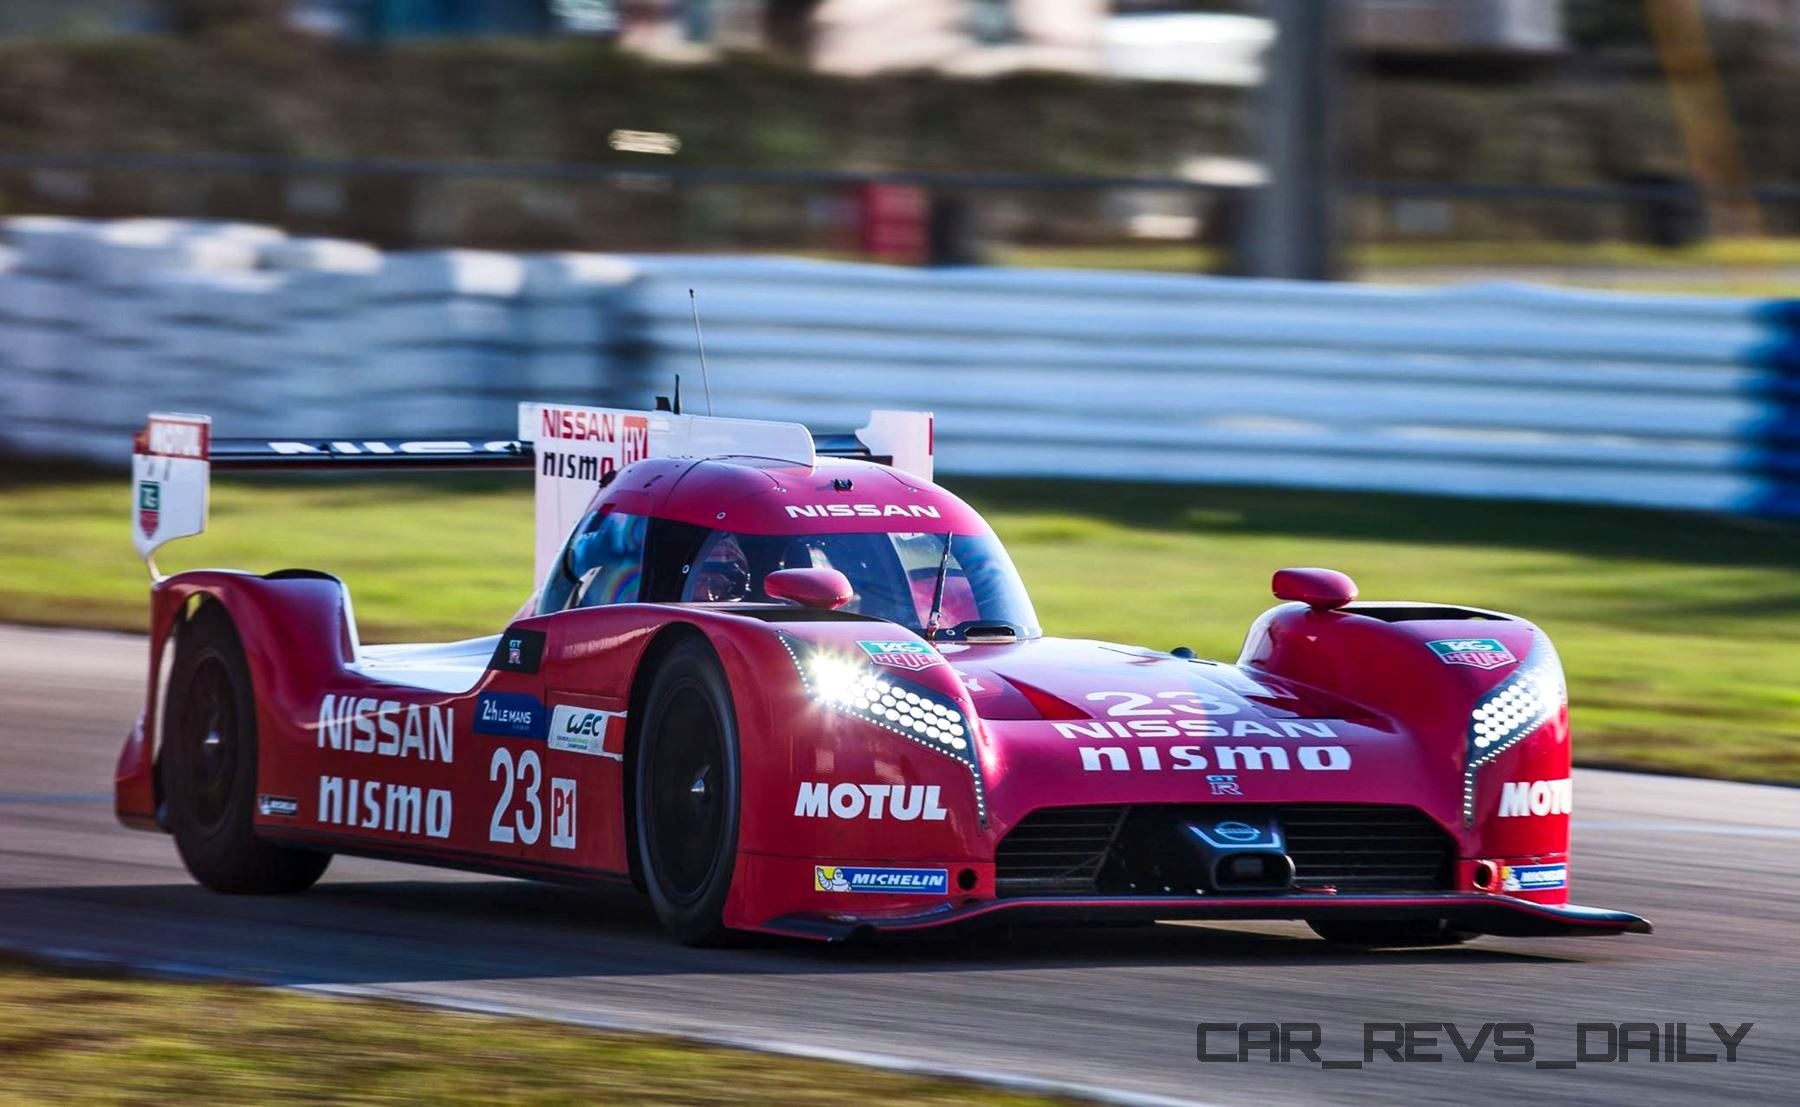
xmin=261 ymin=236 xmax=384 ymax=436
xmin=357 ymin=250 xmax=526 ymax=437
xmin=0 ymin=217 xmax=93 ymax=461
xmin=520 ymin=253 xmax=639 ymax=408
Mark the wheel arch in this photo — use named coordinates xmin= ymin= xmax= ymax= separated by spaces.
xmin=125 ymin=570 xmax=361 ymax=832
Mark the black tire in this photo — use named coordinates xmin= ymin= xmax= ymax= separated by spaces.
xmin=633 ymin=637 xmax=741 ymax=946
xmin=1307 ymin=919 xmax=1476 ymax=948
xmin=163 ymin=604 xmax=331 ymax=894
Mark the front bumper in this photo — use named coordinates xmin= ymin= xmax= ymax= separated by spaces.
xmin=761 ymin=892 xmax=1652 ymax=942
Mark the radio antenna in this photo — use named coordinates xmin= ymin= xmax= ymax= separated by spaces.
xmin=688 ymin=288 xmax=715 ymax=416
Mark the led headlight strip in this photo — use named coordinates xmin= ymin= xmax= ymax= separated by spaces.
xmin=1463 ymin=634 xmax=1566 ymax=826
xmin=776 ymin=631 xmax=988 ymax=824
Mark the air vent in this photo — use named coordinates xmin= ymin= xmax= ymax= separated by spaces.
xmin=993 ymin=805 xmax=1127 ymax=895
xmin=995 ymin=804 xmax=1454 ymax=897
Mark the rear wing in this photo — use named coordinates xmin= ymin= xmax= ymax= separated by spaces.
xmin=131 ymin=404 xmax=934 ymax=581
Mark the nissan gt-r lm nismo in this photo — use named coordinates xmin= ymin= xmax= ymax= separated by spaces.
xmin=116 ymin=404 xmax=1650 ymax=947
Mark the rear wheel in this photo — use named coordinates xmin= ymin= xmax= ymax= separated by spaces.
xmin=163 ymin=604 xmax=331 ymax=894
xmin=1308 ymin=919 xmax=1475 ymax=947
xmin=633 ymin=637 xmax=741 ymax=946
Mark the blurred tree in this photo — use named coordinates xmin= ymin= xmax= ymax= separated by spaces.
xmin=1566 ymin=0 xmax=1652 ymax=48
xmin=763 ymin=0 xmax=819 ymax=57
xmin=152 ymin=0 xmax=290 ymax=36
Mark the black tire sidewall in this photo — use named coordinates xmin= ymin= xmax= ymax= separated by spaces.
xmin=633 ymin=638 xmax=741 ymax=945
xmin=165 ymin=611 xmax=262 ymax=875
xmin=161 ymin=604 xmax=329 ymax=894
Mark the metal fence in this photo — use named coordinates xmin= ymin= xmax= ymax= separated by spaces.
xmin=2 ymin=216 xmax=1795 ymax=516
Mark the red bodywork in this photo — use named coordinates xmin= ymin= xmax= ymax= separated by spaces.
xmin=116 ymin=455 xmax=1649 ymax=940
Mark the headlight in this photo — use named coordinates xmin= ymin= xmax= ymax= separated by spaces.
xmin=780 ymin=633 xmax=986 ymax=824
xmin=805 ymin=654 xmax=872 ymax=706
xmin=1463 ymin=635 xmax=1566 ymax=826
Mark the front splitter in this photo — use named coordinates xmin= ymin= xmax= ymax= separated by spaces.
xmin=762 ymin=892 xmax=1652 ymax=942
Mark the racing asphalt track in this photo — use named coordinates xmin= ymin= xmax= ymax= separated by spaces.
xmin=0 ymin=623 xmax=1793 ymax=1106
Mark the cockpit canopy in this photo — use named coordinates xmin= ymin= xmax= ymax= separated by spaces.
xmin=539 ymin=510 xmax=1040 ymax=640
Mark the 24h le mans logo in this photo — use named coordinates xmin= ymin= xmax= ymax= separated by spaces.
xmin=136 ymin=481 xmax=161 ymax=539
xmin=1427 ymin=637 xmax=1517 ymax=671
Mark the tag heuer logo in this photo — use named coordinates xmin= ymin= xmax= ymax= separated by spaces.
xmin=136 ymin=480 xmax=161 ymax=539
xmin=1427 ymin=637 xmax=1517 ymax=670
xmin=857 ymin=639 xmax=943 ymax=671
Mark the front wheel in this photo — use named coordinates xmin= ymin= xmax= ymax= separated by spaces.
xmin=163 ymin=604 xmax=332 ymax=894
xmin=633 ymin=637 xmax=742 ymax=946
xmin=1308 ymin=918 xmax=1476 ymax=948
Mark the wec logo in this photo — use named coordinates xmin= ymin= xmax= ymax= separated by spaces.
xmin=547 ymin=705 xmax=626 ymax=760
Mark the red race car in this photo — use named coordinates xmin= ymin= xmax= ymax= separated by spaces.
xmin=117 ymin=404 xmax=1649 ymax=946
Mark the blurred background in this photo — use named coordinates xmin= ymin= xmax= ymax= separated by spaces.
xmin=0 ymin=0 xmax=1797 ymax=289
xmin=0 ymin=10 xmax=1796 ymax=1100
xmin=0 ymin=1 xmax=1795 ymax=781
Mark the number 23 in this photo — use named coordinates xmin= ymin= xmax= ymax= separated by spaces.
xmin=489 ymin=747 xmax=542 ymax=845
xmin=1086 ymin=690 xmax=1239 ymax=716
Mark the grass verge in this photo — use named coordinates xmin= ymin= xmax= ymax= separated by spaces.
xmin=0 ymin=954 xmax=1068 ymax=1105
xmin=1 ymin=468 xmax=1794 ymax=782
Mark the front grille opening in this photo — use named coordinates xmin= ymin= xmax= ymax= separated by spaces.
xmin=992 ymin=806 xmax=1129 ymax=896
xmin=995 ymin=804 xmax=1455 ymax=898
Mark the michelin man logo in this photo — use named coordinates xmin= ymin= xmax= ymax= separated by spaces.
xmin=815 ymin=866 xmax=853 ymax=892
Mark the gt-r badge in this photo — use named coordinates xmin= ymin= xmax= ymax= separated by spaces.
xmin=1428 ymin=638 xmax=1518 ymax=670
xmin=488 ymin=628 xmax=547 ymax=673
xmin=858 ymin=639 xmax=944 ymax=671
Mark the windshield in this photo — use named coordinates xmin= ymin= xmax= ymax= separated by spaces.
xmin=681 ymin=529 xmax=1040 ymax=640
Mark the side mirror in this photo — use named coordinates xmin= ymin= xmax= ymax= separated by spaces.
xmin=1272 ymin=567 xmax=1357 ymax=612
xmin=764 ymin=568 xmax=855 ymax=611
